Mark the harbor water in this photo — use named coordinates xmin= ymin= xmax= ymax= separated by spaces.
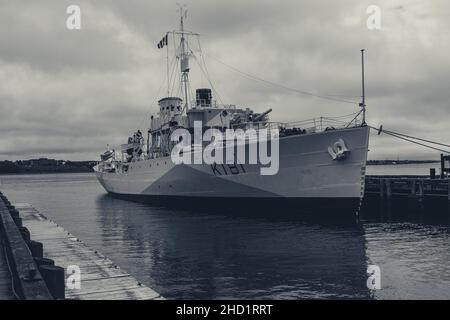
xmin=0 ymin=163 xmax=449 ymax=300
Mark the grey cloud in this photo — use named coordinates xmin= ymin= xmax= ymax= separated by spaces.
xmin=1 ymin=0 xmax=449 ymax=160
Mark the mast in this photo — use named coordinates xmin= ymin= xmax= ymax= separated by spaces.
xmin=360 ymin=49 xmax=366 ymax=125
xmin=166 ymin=36 xmax=170 ymax=97
xmin=179 ymin=6 xmax=190 ymax=111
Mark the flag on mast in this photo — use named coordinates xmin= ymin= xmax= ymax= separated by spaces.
xmin=157 ymin=34 xmax=168 ymax=49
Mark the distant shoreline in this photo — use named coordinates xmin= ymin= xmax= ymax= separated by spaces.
xmin=0 ymin=168 xmax=94 ymax=175
xmin=0 ymin=159 xmax=440 ymax=176
xmin=0 ymin=159 xmax=96 ymax=175
xmin=0 ymin=170 xmax=94 ymax=175
xmin=366 ymin=160 xmax=439 ymax=166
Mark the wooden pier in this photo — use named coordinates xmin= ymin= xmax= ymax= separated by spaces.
xmin=362 ymin=175 xmax=450 ymax=221
xmin=14 ymin=203 xmax=163 ymax=300
xmin=365 ymin=175 xmax=449 ymax=200
xmin=1 ymin=190 xmax=163 ymax=300
xmin=1 ymin=194 xmax=53 ymax=300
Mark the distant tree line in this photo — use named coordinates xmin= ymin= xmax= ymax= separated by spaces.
xmin=367 ymin=159 xmax=439 ymax=165
xmin=0 ymin=158 xmax=96 ymax=174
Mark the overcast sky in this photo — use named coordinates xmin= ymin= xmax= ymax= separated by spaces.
xmin=1 ymin=0 xmax=449 ymax=160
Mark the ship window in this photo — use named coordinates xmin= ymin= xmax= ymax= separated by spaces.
xmin=177 ymin=106 xmax=180 ymax=111
xmin=171 ymin=106 xmax=174 ymax=111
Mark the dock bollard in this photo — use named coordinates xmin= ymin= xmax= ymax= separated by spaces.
xmin=34 ymin=257 xmax=55 ymax=268
xmin=19 ymin=226 xmax=31 ymax=242
xmin=38 ymin=265 xmax=65 ymax=299
xmin=13 ymin=216 xmax=22 ymax=227
xmin=28 ymin=240 xmax=44 ymax=258
xmin=430 ymin=168 xmax=436 ymax=180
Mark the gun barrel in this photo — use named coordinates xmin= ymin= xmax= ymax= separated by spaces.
xmin=253 ymin=108 xmax=272 ymax=122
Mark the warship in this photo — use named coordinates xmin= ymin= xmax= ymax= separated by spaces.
xmin=94 ymin=10 xmax=370 ymax=216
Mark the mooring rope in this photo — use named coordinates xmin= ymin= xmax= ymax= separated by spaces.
xmin=368 ymin=125 xmax=450 ymax=154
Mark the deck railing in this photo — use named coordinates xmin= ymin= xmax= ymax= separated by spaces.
xmin=231 ymin=112 xmax=363 ymax=135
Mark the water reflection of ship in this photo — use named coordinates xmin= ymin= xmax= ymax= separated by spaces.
xmin=95 ymin=194 xmax=372 ymax=299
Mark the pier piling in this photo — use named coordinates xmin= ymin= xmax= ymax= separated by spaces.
xmin=19 ymin=226 xmax=31 ymax=242
xmin=0 ymin=193 xmax=53 ymax=299
xmin=364 ymin=175 xmax=449 ymax=220
xmin=39 ymin=265 xmax=65 ymax=300
xmin=34 ymin=257 xmax=55 ymax=268
xmin=2 ymin=190 xmax=164 ymax=300
xmin=28 ymin=240 xmax=44 ymax=259
xmin=9 ymin=202 xmax=164 ymax=300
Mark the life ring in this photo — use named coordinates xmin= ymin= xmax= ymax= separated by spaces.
xmin=328 ymin=138 xmax=349 ymax=160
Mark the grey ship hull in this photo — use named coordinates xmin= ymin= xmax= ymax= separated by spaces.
xmin=95 ymin=126 xmax=369 ymax=215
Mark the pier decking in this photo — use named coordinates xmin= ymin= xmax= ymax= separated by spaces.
xmin=362 ymin=175 xmax=450 ymax=220
xmin=13 ymin=203 xmax=163 ymax=300
xmin=365 ymin=176 xmax=449 ymax=200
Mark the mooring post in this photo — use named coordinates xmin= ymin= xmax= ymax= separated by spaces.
xmin=34 ymin=257 xmax=55 ymax=268
xmin=447 ymin=179 xmax=450 ymax=218
xmin=407 ymin=179 xmax=420 ymax=214
xmin=410 ymin=179 xmax=416 ymax=197
xmin=13 ymin=216 xmax=22 ymax=227
xmin=19 ymin=226 xmax=31 ymax=242
xmin=379 ymin=179 xmax=385 ymax=217
xmin=448 ymin=179 xmax=450 ymax=201
xmin=385 ymin=179 xmax=391 ymax=199
xmin=379 ymin=179 xmax=385 ymax=198
xmin=38 ymin=265 xmax=65 ymax=300
xmin=430 ymin=168 xmax=436 ymax=180
xmin=28 ymin=240 xmax=44 ymax=258
xmin=417 ymin=180 xmax=425 ymax=214
xmin=418 ymin=180 xmax=424 ymax=200
xmin=447 ymin=178 xmax=450 ymax=203
xmin=385 ymin=179 xmax=392 ymax=218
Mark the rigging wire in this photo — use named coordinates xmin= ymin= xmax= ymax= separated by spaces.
xmin=196 ymin=37 xmax=225 ymax=105
xmin=368 ymin=125 xmax=450 ymax=154
xmin=203 ymin=52 xmax=360 ymax=105
xmin=191 ymin=53 xmax=224 ymax=106
xmin=168 ymin=53 xmax=179 ymax=96
xmin=322 ymin=111 xmax=360 ymax=120
xmin=380 ymin=128 xmax=450 ymax=149
xmin=137 ymin=43 xmax=178 ymax=130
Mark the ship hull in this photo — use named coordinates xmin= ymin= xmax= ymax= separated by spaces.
xmin=95 ymin=126 xmax=369 ymax=216
xmin=107 ymin=192 xmax=360 ymax=218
